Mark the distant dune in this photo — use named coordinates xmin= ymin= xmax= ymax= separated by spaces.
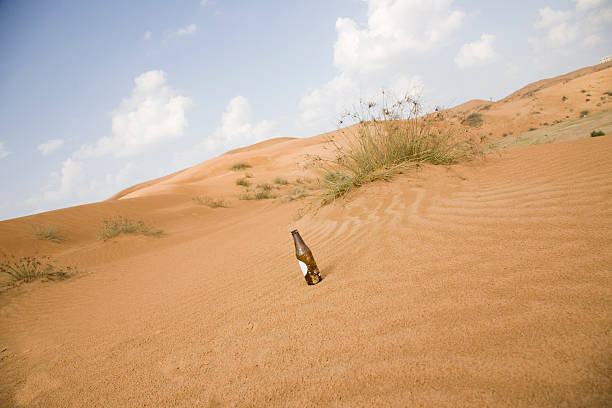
xmin=1 ymin=63 xmax=611 ymax=407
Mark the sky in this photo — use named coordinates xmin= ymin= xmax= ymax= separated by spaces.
xmin=0 ymin=0 xmax=610 ymax=220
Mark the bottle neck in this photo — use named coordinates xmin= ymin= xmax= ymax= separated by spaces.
xmin=292 ymin=230 xmax=308 ymax=254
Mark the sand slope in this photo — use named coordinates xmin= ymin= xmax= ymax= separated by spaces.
xmin=1 ymin=66 xmax=611 ymax=407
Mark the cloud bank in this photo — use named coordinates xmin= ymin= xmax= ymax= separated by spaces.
xmin=298 ymin=0 xmax=463 ymax=134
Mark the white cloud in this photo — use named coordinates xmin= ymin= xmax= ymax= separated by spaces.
xmin=200 ymin=0 xmax=209 ymax=5
xmin=175 ymin=24 xmax=198 ymax=37
xmin=29 ymin=70 xmax=191 ymax=206
xmin=0 ymin=142 xmax=8 ymax=159
xmin=143 ymin=30 xmax=152 ymax=40
xmin=572 ymin=0 xmax=608 ymax=11
xmin=298 ymin=0 xmax=452 ymax=133
xmin=27 ymin=157 xmax=84 ymax=205
xmin=530 ymin=2 xmax=612 ymax=49
xmin=76 ymin=70 xmax=192 ymax=159
xmin=454 ymin=34 xmax=498 ymax=69
xmin=534 ymin=6 xmax=572 ymax=28
xmin=37 ymin=138 xmax=64 ymax=155
xmin=171 ymin=96 xmax=276 ymax=169
xmin=334 ymin=0 xmax=465 ymax=75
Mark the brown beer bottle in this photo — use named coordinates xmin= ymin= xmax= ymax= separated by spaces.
xmin=291 ymin=229 xmax=322 ymax=285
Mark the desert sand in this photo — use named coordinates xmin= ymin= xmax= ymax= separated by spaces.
xmin=1 ymin=64 xmax=611 ymax=407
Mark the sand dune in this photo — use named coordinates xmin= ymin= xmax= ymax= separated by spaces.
xmin=1 ymin=65 xmax=611 ymax=407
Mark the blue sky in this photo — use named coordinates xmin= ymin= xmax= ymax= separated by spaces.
xmin=0 ymin=0 xmax=610 ymax=220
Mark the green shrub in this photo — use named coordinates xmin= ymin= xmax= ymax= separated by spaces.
xmin=463 ymin=113 xmax=483 ymax=127
xmin=0 ymin=254 xmax=76 ymax=286
xmin=256 ymin=183 xmax=272 ymax=192
xmin=97 ymin=216 xmax=163 ymax=241
xmin=31 ymin=225 xmax=63 ymax=243
xmin=320 ymin=92 xmax=466 ymax=204
xmin=528 ymin=127 xmax=537 ymax=131
xmin=590 ymin=130 xmax=605 ymax=137
xmin=230 ymin=162 xmax=251 ymax=171
xmin=193 ymin=196 xmax=228 ymax=208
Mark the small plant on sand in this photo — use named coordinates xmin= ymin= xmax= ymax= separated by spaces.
xmin=0 ymin=254 xmax=76 ymax=287
xmin=193 ymin=196 xmax=228 ymax=208
xmin=319 ymin=92 xmax=466 ymax=204
xmin=273 ymin=177 xmax=288 ymax=185
xmin=580 ymin=110 xmax=589 ymax=117
xmin=562 ymin=96 xmax=568 ymax=101
xmin=528 ymin=127 xmax=537 ymax=131
xmin=590 ymin=130 xmax=605 ymax=137
xmin=31 ymin=225 xmax=64 ymax=243
xmin=236 ymin=177 xmax=251 ymax=187
xmin=463 ymin=113 xmax=483 ymax=127
xmin=97 ymin=216 xmax=163 ymax=241
xmin=239 ymin=183 xmax=276 ymax=200
xmin=230 ymin=162 xmax=251 ymax=171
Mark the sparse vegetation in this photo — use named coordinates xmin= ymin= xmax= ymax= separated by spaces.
xmin=97 ymin=216 xmax=163 ymax=241
xmin=604 ymin=91 xmax=612 ymax=96
xmin=193 ymin=196 xmax=228 ymax=208
xmin=1 ymin=254 xmax=76 ymax=287
xmin=580 ymin=89 xmax=586 ymax=93
xmin=320 ymin=92 xmax=466 ymax=204
xmin=528 ymin=127 xmax=537 ymax=131
xmin=480 ymin=104 xmax=491 ymax=111
xmin=590 ymin=130 xmax=605 ymax=137
xmin=580 ymin=110 xmax=589 ymax=117
xmin=503 ymin=133 xmax=508 ymax=137
xmin=236 ymin=177 xmax=251 ymax=187
xmin=273 ymin=177 xmax=288 ymax=185
xmin=463 ymin=113 xmax=483 ymax=127
xmin=562 ymin=96 xmax=568 ymax=101
xmin=239 ymin=183 xmax=276 ymax=200
xmin=31 ymin=225 xmax=63 ymax=243
xmin=230 ymin=162 xmax=251 ymax=171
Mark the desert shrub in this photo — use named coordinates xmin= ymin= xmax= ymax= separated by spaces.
xmin=0 ymin=254 xmax=76 ymax=286
xmin=604 ymin=91 xmax=612 ymax=96
xmin=580 ymin=110 xmax=589 ymax=117
xmin=230 ymin=162 xmax=251 ymax=171
xmin=239 ymin=183 xmax=276 ymax=200
xmin=273 ymin=177 xmax=288 ymax=185
xmin=31 ymin=225 xmax=63 ymax=243
xmin=590 ymin=130 xmax=605 ymax=137
xmin=463 ymin=113 xmax=483 ymax=127
xmin=320 ymin=92 xmax=466 ymax=204
xmin=480 ymin=104 xmax=491 ymax=111
xmin=97 ymin=216 xmax=163 ymax=241
xmin=193 ymin=196 xmax=228 ymax=208
xmin=562 ymin=96 xmax=568 ymax=101
xmin=580 ymin=89 xmax=586 ymax=93
xmin=236 ymin=178 xmax=250 ymax=187
xmin=528 ymin=127 xmax=537 ymax=131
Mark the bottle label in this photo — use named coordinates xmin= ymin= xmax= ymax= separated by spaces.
xmin=298 ymin=261 xmax=308 ymax=276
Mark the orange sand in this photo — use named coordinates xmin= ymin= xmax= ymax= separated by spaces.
xmin=1 ymin=65 xmax=611 ymax=407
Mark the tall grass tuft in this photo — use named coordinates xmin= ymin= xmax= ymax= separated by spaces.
xmin=97 ymin=216 xmax=163 ymax=241
xmin=0 ymin=254 xmax=76 ymax=286
xmin=321 ymin=92 xmax=466 ymax=204
xmin=193 ymin=196 xmax=228 ymax=208
xmin=230 ymin=162 xmax=251 ymax=171
xmin=31 ymin=225 xmax=64 ymax=243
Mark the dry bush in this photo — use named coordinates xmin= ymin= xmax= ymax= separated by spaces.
xmin=97 ymin=216 xmax=163 ymax=241
xmin=320 ymin=92 xmax=468 ymax=204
